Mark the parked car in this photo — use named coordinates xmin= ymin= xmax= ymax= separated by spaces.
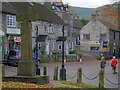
xmin=7 ymin=49 xmax=21 ymax=66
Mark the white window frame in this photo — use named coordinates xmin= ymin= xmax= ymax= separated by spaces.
xmin=58 ymin=44 xmax=62 ymax=50
xmin=48 ymin=25 xmax=54 ymax=34
xmin=6 ymin=15 xmax=16 ymax=27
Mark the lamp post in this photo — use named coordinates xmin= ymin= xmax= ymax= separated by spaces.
xmin=60 ymin=25 xmax=66 ymax=80
xmin=35 ymin=26 xmax=38 ymax=61
xmin=113 ymin=43 xmax=116 ymax=56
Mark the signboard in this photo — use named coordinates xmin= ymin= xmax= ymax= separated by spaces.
xmin=14 ymin=37 xmax=21 ymax=42
xmin=0 ymin=30 xmax=4 ymax=36
xmin=89 ymin=41 xmax=100 ymax=44
xmin=7 ymin=28 xmax=21 ymax=35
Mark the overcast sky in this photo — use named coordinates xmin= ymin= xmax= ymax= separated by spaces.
xmin=62 ymin=0 xmax=119 ymax=8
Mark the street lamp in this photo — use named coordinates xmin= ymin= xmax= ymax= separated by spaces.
xmin=60 ymin=25 xmax=66 ymax=80
xmin=113 ymin=43 xmax=116 ymax=56
xmin=35 ymin=26 xmax=38 ymax=61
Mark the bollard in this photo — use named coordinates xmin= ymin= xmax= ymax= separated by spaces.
xmin=99 ymin=70 xmax=104 ymax=88
xmin=43 ymin=66 xmax=47 ymax=75
xmin=2 ymin=64 xmax=5 ymax=77
xmin=53 ymin=66 xmax=58 ymax=80
xmin=60 ymin=68 xmax=66 ymax=80
xmin=77 ymin=68 xmax=82 ymax=83
xmin=36 ymin=68 xmax=40 ymax=75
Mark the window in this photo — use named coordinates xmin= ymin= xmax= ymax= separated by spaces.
xmin=90 ymin=47 xmax=99 ymax=51
xmin=6 ymin=15 xmax=16 ymax=27
xmin=76 ymin=35 xmax=80 ymax=45
xmin=68 ymin=42 xmax=73 ymax=50
xmin=103 ymin=42 xmax=108 ymax=48
xmin=38 ymin=43 xmax=41 ymax=49
xmin=72 ymin=28 xmax=77 ymax=33
xmin=100 ymin=34 xmax=106 ymax=38
xmin=83 ymin=34 xmax=90 ymax=40
xmin=58 ymin=44 xmax=62 ymax=50
xmin=48 ymin=26 xmax=54 ymax=34
xmin=100 ymin=34 xmax=106 ymax=40
xmin=51 ymin=42 xmax=54 ymax=50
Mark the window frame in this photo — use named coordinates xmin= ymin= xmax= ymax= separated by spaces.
xmin=83 ymin=34 xmax=90 ymax=40
xmin=6 ymin=15 xmax=16 ymax=28
xmin=90 ymin=46 xmax=99 ymax=51
xmin=58 ymin=44 xmax=62 ymax=50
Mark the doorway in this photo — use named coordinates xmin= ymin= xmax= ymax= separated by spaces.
xmin=119 ymin=48 xmax=120 ymax=57
xmin=113 ymin=49 xmax=116 ymax=56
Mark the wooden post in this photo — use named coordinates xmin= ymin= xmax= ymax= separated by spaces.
xmin=99 ymin=70 xmax=104 ymax=88
xmin=53 ymin=66 xmax=58 ymax=80
xmin=77 ymin=68 xmax=82 ymax=83
xmin=43 ymin=66 xmax=47 ymax=75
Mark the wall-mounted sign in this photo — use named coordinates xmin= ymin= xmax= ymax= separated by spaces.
xmin=14 ymin=37 xmax=21 ymax=42
xmin=7 ymin=28 xmax=21 ymax=35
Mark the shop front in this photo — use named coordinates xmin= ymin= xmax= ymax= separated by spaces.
xmin=0 ymin=30 xmax=4 ymax=60
xmin=5 ymin=28 xmax=21 ymax=59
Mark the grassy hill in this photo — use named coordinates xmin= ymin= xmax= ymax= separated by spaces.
xmin=70 ymin=6 xmax=96 ymax=19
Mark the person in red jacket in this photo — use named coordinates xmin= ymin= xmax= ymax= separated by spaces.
xmin=111 ymin=56 xmax=118 ymax=74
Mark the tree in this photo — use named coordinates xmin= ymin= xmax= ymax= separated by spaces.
xmin=80 ymin=18 xmax=89 ymax=25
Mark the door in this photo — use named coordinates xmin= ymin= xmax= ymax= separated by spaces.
xmin=119 ymin=48 xmax=120 ymax=57
xmin=113 ymin=49 xmax=116 ymax=56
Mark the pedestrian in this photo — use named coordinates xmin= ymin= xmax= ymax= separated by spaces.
xmin=37 ymin=49 xmax=41 ymax=60
xmin=36 ymin=60 xmax=40 ymax=69
xmin=111 ymin=56 xmax=118 ymax=74
xmin=100 ymin=56 xmax=106 ymax=71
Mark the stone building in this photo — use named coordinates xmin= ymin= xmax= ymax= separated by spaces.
xmin=2 ymin=2 xmax=21 ymax=59
xmin=2 ymin=2 xmax=65 ymax=60
xmin=80 ymin=12 xmax=120 ymax=58
xmin=49 ymin=2 xmax=83 ymax=54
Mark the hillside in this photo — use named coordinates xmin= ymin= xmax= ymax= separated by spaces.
xmin=97 ymin=2 xmax=119 ymax=29
xmin=70 ymin=6 xmax=96 ymax=19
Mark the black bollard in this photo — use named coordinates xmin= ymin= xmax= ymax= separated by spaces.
xmin=36 ymin=68 xmax=40 ymax=75
xmin=43 ymin=66 xmax=47 ymax=75
xmin=60 ymin=68 xmax=66 ymax=80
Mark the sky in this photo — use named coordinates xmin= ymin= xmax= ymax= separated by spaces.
xmin=62 ymin=0 xmax=119 ymax=8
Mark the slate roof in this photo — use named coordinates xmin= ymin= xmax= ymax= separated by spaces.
xmin=2 ymin=2 xmax=65 ymax=25
xmin=2 ymin=2 xmax=16 ymax=15
xmin=73 ymin=19 xmax=84 ymax=29
xmin=99 ymin=19 xmax=119 ymax=31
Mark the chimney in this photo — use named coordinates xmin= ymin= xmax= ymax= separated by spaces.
xmin=95 ymin=11 xmax=99 ymax=19
xmin=92 ymin=11 xmax=99 ymax=20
